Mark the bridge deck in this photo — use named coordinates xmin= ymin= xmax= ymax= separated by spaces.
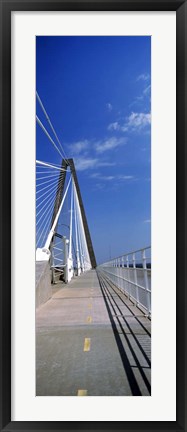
xmin=36 ymin=269 xmax=151 ymax=396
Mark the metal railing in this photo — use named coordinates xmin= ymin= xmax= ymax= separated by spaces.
xmin=97 ymin=246 xmax=151 ymax=317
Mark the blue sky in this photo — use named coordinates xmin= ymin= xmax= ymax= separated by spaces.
xmin=36 ymin=36 xmax=151 ymax=264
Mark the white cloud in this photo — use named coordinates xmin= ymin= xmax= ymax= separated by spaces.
xmin=106 ymin=102 xmax=113 ymax=111
xmin=69 ymin=140 xmax=89 ymax=154
xmin=129 ymin=96 xmax=143 ymax=108
xmin=95 ymin=137 xmax=126 ymax=153
xmin=94 ymin=183 xmax=105 ymax=191
xmin=90 ymin=172 xmax=100 ymax=178
xmin=143 ymin=84 xmax=151 ymax=95
xmin=136 ymin=95 xmax=144 ymax=102
xmin=130 ymin=88 xmax=150 ymax=108
xmin=108 ymin=112 xmax=151 ymax=134
xmin=98 ymin=161 xmax=116 ymax=167
xmin=74 ymin=157 xmax=115 ymax=171
xmin=125 ymin=112 xmax=151 ymax=130
xmin=118 ymin=175 xmax=134 ymax=180
xmin=101 ymin=175 xmax=115 ymax=181
xmin=120 ymin=126 xmax=128 ymax=132
xmin=90 ymin=172 xmax=134 ymax=181
xmin=130 ymin=74 xmax=151 ymax=108
xmin=68 ymin=136 xmax=126 ymax=158
xmin=74 ymin=157 xmax=98 ymax=171
xmin=108 ymin=122 xmax=120 ymax=131
xmin=137 ymin=73 xmax=150 ymax=81
xmin=90 ymin=172 xmax=115 ymax=180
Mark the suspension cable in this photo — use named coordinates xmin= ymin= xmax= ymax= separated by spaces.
xmin=36 ymin=91 xmax=69 ymax=164
xmin=36 ymin=116 xmax=64 ymax=159
xmin=36 ymin=160 xmax=67 ymax=172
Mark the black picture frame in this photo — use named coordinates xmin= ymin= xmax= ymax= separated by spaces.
xmin=0 ymin=0 xmax=186 ymax=431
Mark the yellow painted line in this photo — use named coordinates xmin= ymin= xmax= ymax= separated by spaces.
xmin=84 ymin=338 xmax=91 ymax=351
xmin=77 ymin=389 xmax=87 ymax=396
xmin=86 ymin=316 xmax=92 ymax=323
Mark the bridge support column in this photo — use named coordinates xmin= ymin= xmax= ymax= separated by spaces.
xmin=76 ymin=258 xmax=81 ymax=276
xmin=63 ymin=238 xmax=74 ymax=283
xmin=67 ymin=257 xmax=74 ymax=282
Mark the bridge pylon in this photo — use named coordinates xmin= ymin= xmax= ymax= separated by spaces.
xmin=36 ymin=158 xmax=96 ymax=283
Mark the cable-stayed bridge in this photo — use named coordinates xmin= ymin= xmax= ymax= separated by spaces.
xmin=36 ymin=93 xmax=151 ymax=396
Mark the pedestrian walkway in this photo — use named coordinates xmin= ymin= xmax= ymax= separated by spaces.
xmin=36 ymin=269 xmax=151 ymax=396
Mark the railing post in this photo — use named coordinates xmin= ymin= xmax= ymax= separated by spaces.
xmin=142 ymin=249 xmax=150 ymax=315
xmin=63 ymin=237 xmax=69 ymax=283
xmin=50 ymin=237 xmax=55 ymax=284
xmin=126 ymin=255 xmax=130 ymax=298
xmin=121 ymin=256 xmax=124 ymax=292
xmin=118 ymin=257 xmax=121 ymax=289
xmin=133 ymin=252 xmax=139 ymax=306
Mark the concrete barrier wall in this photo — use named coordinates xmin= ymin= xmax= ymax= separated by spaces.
xmin=36 ymin=261 xmax=52 ymax=308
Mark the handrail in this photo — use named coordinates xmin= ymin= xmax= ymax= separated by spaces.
xmin=97 ymin=246 xmax=151 ymax=317
xmin=99 ymin=245 xmax=151 ymax=266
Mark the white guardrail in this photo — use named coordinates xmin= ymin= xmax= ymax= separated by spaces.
xmin=97 ymin=246 xmax=151 ymax=317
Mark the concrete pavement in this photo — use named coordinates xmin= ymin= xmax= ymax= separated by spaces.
xmin=36 ymin=269 xmax=151 ymax=396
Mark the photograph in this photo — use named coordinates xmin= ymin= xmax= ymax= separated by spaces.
xmin=35 ymin=35 xmax=151 ymax=396
xmin=1 ymin=1 xmax=186 ymax=428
